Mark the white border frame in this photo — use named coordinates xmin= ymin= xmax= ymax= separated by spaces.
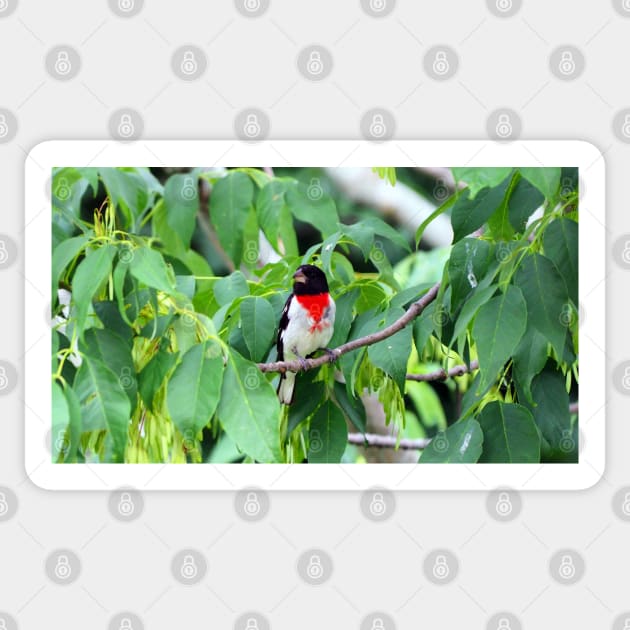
xmin=25 ymin=140 xmax=605 ymax=491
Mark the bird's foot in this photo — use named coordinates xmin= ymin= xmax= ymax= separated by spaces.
xmin=323 ymin=347 xmax=338 ymax=364
xmin=291 ymin=348 xmax=310 ymax=371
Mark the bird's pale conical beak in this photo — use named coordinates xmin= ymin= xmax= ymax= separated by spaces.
xmin=293 ymin=269 xmax=306 ymax=284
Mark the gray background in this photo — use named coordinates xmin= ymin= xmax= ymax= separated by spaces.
xmin=0 ymin=0 xmax=628 ymax=628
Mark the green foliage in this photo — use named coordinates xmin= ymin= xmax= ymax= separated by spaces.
xmin=51 ymin=165 xmax=578 ymax=464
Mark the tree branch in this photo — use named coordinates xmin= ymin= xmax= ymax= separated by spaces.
xmin=348 ymin=432 xmax=431 ymax=450
xmin=257 ymin=282 xmax=441 ymax=374
xmin=406 ymin=360 xmax=479 ymax=382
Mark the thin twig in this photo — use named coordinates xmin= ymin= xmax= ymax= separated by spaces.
xmin=348 ymin=432 xmax=431 ymax=450
xmin=257 ymin=283 xmax=441 ymax=374
xmin=406 ymin=360 xmax=479 ymax=382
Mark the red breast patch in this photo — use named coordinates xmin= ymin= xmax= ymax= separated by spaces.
xmin=296 ymin=293 xmax=330 ymax=326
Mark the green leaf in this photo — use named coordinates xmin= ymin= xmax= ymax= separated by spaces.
xmin=138 ymin=346 xmax=178 ymax=410
xmin=452 ymin=167 xmax=513 ymax=198
xmin=413 ymin=303 xmax=436 ymax=355
xmin=513 ymin=328 xmax=548 ymax=405
xmin=451 ymin=176 xmax=512 ymax=243
xmin=519 ymin=167 xmax=561 ymax=202
xmin=477 ymin=401 xmax=540 ymax=463
xmin=285 ymin=180 xmax=339 ymax=238
xmin=447 ymin=238 xmax=492 ymax=312
xmin=240 ymin=297 xmax=276 ymax=362
xmin=73 ymin=355 xmax=131 ymax=461
xmin=257 ymin=180 xmax=299 ymax=256
xmin=543 ymin=218 xmax=578 ymax=305
xmin=343 ymin=216 xmax=410 ymax=256
xmin=487 ymin=172 xmax=519 ymax=241
xmin=525 ymin=367 xmax=574 ymax=461
xmin=472 ymin=285 xmax=527 ymax=390
xmin=333 ymin=381 xmax=366 ymax=433
xmin=63 ymin=383 xmax=82 ymax=462
xmin=419 ymin=418 xmax=483 ymax=463
xmin=450 ymin=284 xmax=497 ymax=347
xmin=52 ymin=234 xmax=89 ymax=299
xmin=328 ymin=289 xmax=357 ymax=348
xmin=210 ymin=171 xmax=254 ymax=267
xmin=514 ymin=253 xmax=569 ymax=357
xmin=163 ymin=174 xmax=199 ymax=250
xmin=288 ymin=381 xmax=325 ymax=435
xmin=52 ymin=381 xmax=70 ymax=462
xmin=214 ymin=271 xmax=249 ymax=306
xmin=82 ymin=329 xmax=137 ymax=408
xmin=72 ymin=244 xmax=116 ymax=335
xmin=415 ymin=192 xmax=459 ymax=247
xmin=508 ymin=177 xmax=544 ymax=233
xmin=93 ymin=301 xmax=133 ymax=342
xmin=406 ymin=380 xmax=447 ymax=429
xmin=308 ymin=400 xmax=348 ymax=463
xmin=99 ymin=168 xmax=149 ymax=226
xmin=129 ymin=247 xmax=175 ymax=293
xmin=367 ymin=308 xmax=412 ymax=393
xmin=216 ymin=350 xmax=282 ymax=462
xmin=167 ymin=341 xmax=224 ymax=438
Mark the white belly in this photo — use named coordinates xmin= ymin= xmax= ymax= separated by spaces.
xmin=281 ymin=296 xmax=336 ymax=362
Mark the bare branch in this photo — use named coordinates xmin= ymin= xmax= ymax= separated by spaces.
xmin=257 ymin=282 xmax=441 ymax=374
xmin=406 ymin=360 xmax=479 ymax=382
xmin=348 ymin=432 xmax=430 ymax=450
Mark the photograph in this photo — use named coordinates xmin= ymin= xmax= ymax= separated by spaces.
xmin=50 ymin=163 xmax=579 ymax=465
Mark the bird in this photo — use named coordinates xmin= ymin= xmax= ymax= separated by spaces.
xmin=276 ymin=264 xmax=336 ymax=405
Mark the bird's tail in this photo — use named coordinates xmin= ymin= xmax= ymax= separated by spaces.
xmin=277 ymin=372 xmax=296 ymax=405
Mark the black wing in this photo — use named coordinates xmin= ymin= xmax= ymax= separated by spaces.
xmin=276 ymin=293 xmax=293 ymax=361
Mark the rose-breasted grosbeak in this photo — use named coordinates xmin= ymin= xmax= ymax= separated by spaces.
xmin=276 ymin=264 xmax=336 ymax=405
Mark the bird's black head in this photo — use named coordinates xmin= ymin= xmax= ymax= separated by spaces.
xmin=292 ymin=264 xmax=329 ymax=295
